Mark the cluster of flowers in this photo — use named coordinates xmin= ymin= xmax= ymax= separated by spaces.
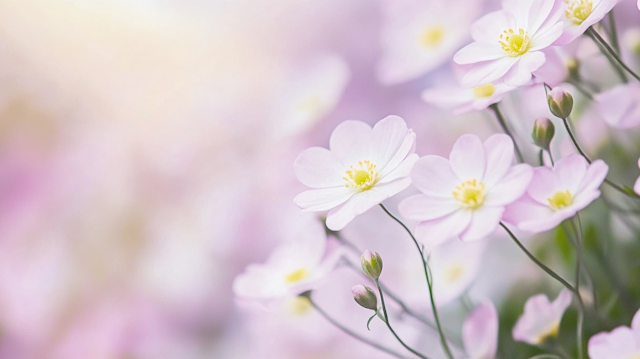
xmin=234 ymin=0 xmax=640 ymax=357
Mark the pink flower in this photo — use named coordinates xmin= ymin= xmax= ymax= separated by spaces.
xmin=453 ymin=0 xmax=564 ymax=87
xmin=588 ymin=307 xmax=640 ymax=359
xmin=594 ymin=82 xmax=640 ymax=129
xmin=555 ymin=0 xmax=620 ymax=45
xmin=294 ymin=116 xmax=418 ymax=231
xmin=422 ymin=82 xmax=516 ymax=115
xmin=513 ymin=289 xmax=572 ymax=345
xmin=463 ymin=301 xmax=498 ymax=359
xmin=503 ymin=154 xmax=608 ymax=233
xmin=398 ymin=134 xmax=533 ymax=249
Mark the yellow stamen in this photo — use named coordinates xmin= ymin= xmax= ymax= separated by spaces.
xmin=419 ymin=26 xmax=445 ymax=48
xmin=344 ymin=160 xmax=379 ymax=191
xmin=285 ymin=268 xmax=308 ymax=283
xmin=547 ymin=190 xmax=573 ymax=211
xmin=472 ymin=84 xmax=496 ymax=98
xmin=534 ymin=321 xmax=560 ymax=344
xmin=452 ymin=179 xmax=486 ymax=210
xmin=564 ymin=0 xmax=593 ymax=25
xmin=499 ymin=28 xmax=531 ymax=57
xmin=287 ymin=296 xmax=313 ymax=316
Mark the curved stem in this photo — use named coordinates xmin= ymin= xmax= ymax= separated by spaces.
xmin=489 ymin=103 xmax=525 ymax=163
xmin=375 ymin=281 xmax=429 ymax=359
xmin=500 ymin=223 xmax=576 ymax=293
xmin=586 ymin=28 xmax=628 ymax=82
xmin=608 ymin=11 xmax=620 ymax=54
xmin=380 ymin=204 xmax=455 ymax=359
xmin=309 ymin=298 xmax=409 ymax=359
xmin=588 ymin=27 xmax=640 ymax=82
xmin=567 ymin=218 xmax=585 ymax=359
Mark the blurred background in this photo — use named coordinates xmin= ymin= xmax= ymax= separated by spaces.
xmin=2 ymin=1 xmax=640 ymax=358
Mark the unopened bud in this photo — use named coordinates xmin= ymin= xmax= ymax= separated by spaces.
xmin=547 ymin=87 xmax=573 ymax=119
xmin=352 ymin=285 xmax=378 ymax=311
xmin=532 ymin=117 xmax=555 ymax=152
xmin=361 ymin=250 xmax=383 ymax=280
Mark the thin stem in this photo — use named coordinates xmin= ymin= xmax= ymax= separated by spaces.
xmin=565 ymin=79 xmax=594 ymax=100
xmin=379 ymin=204 xmax=455 ymax=359
xmin=562 ymin=116 xmax=640 ymax=199
xmin=568 ymin=218 xmax=585 ymax=359
xmin=547 ymin=149 xmax=555 ymax=166
xmin=608 ymin=11 xmax=621 ymax=54
xmin=500 ymin=223 xmax=576 ymax=293
xmin=375 ymin=281 xmax=429 ymax=359
xmin=489 ymin=103 xmax=525 ymax=163
xmin=586 ymin=28 xmax=628 ymax=82
xmin=309 ymin=298 xmax=409 ymax=359
xmin=588 ymin=27 xmax=640 ymax=82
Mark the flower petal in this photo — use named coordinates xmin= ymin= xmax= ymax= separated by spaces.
xmin=463 ymin=302 xmax=498 ymax=359
xmin=484 ymin=164 xmax=533 ymax=206
xmin=398 ymin=194 xmax=459 ymax=222
xmin=454 ymin=42 xmax=505 ymax=65
xmin=450 ymin=134 xmax=485 ymax=181
xmin=415 ymin=210 xmax=472 ymax=249
xmin=461 ymin=56 xmax=518 ymax=88
xmin=329 ymin=120 xmax=373 ymax=165
xmin=527 ymin=166 xmax=558 ymax=205
xmin=483 ymin=133 xmax=514 ymax=187
xmin=371 ymin=115 xmax=413 ymax=169
xmin=294 ymin=147 xmax=347 ymax=188
xmin=556 ymin=154 xmax=588 ymax=194
xmin=459 ymin=206 xmax=504 ymax=241
xmin=379 ymin=153 xmax=419 ymax=184
xmin=502 ymin=51 xmax=546 ymax=87
xmin=410 ymin=155 xmax=458 ymax=197
xmin=325 ymin=189 xmax=391 ymax=231
xmin=294 ymin=186 xmax=355 ymax=211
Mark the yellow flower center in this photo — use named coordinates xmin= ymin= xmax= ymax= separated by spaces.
xmin=344 ymin=160 xmax=379 ymax=191
xmin=534 ymin=320 xmax=560 ymax=344
xmin=419 ymin=26 xmax=445 ymax=48
xmin=444 ymin=263 xmax=465 ymax=284
xmin=472 ymin=84 xmax=496 ymax=98
xmin=499 ymin=28 xmax=531 ymax=57
xmin=452 ymin=179 xmax=486 ymax=210
xmin=565 ymin=0 xmax=593 ymax=25
xmin=287 ymin=296 xmax=313 ymax=316
xmin=285 ymin=268 xmax=308 ymax=283
xmin=547 ymin=190 xmax=574 ymax=211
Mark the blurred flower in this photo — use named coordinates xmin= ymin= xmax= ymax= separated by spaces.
xmin=453 ymin=0 xmax=563 ymax=87
xmin=463 ymin=301 xmax=498 ymax=359
xmin=594 ymin=82 xmax=640 ymax=129
xmin=422 ymin=82 xmax=516 ymax=115
xmin=513 ymin=289 xmax=572 ymax=345
xmin=376 ymin=0 xmax=478 ymax=84
xmin=232 ymin=216 xmax=338 ymax=302
xmin=588 ymin=307 xmax=640 ymax=359
xmin=556 ymin=0 xmax=620 ymax=45
xmin=504 ymin=154 xmax=608 ymax=233
xmin=398 ymin=134 xmax=532 ymax=248
xmin=293 ymin=116 xmax=418 ymax=231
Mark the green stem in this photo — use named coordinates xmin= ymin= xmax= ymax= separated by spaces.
xmin=500 ymin=223 xmax=576 ymax=293
xmin=608 ymin=11 xmax=621 ymax=54
xmin=567 ymin=218 xmax=585 ymax=359
xmin=489 ymin=103 xmax=525 ymax=163
xmin=375 ymin=281 xmax=430 ymax=359
xmin=588 ymin=27 xmax=640 ymax=82
xmin=586 ymin=28 xmax=628 ymax=82
xmin=309 ymin=298 xmax=409 ymax=359
xmin=380 ymin=204 xmax=455 ymax=359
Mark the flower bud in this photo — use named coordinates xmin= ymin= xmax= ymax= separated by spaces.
xmin=352 ymin=285 xmax=378 ymax=311
xmin=532 ymin=117 xmax=555 ymax=152
xmin=547 ymin=87 xmax=573 ymax=119
xmin=361 ymin=250 xmax=383 ymax=280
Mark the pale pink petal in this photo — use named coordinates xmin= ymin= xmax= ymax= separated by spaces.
xmin=398 ymin=194 xmax=459 ymax=222
xmin=527 ymin=166 xmax=558 ymax=205
xmin=576 ymin=159 xmax=608 ymax=195
xmin=325 ymin=188 xmax=395 ymax=231
xmin=632 ymin=308 xmax=640 ymax=331
xmin=570 ymin=190 xmax=600 ymax=213
xmin=415 ymin=210 xmax=472 ymax=249
xmin=379 ymin=153 xmax=419 ymax=184
xmin=530 ymin=21 xmax=564 ymax=51
xmin=371 ymin=177 xmax=414 ymax=199
xmin=410 ymin=155 xmax=458 ymax=197
xmin=461 ymin=56 xmax=518 ymax=88
xmin=449 ymin=134 xmax=485 ymax=181
xmin=460 ymin=207 xmax=504 ymax=241
xmin=484 ymin=164 xmax=533 ymax=206
xmin=371 ymin=115 xmax=412 ymax=169
xmin=482 ymin=133 xmax=514 ymax=187
xmin=502 ymin=51 xmax=546 ymax=87
xmin=463 ymin=301 xmax=498 ymax=359
xmin=329 ymin=120 xmax=373 ymax=165
xmin=555 ymin=154 xmax=588 ymax=194
xmin=519 ymin=208 xmax=571 ymax=233
xmin=470 ymin=10 xmax=515 ymax=44
xmin=514 ymin=290 xmax=570 ymax=345
xmin=454 ymin=42 xmax=505 ymax=64
xmin=552 ymin=289 xmax=573 ymax=314
xmin=378 ymin=132 xmax=416 ymax=178
xmin=294 ymin=187 xmax=355 ymax=211
xmin=524 ymin=0 xmax=556 ymax=34
xmin=635 ymin=176 xmax=640 ymax=196
xmin=294 ymin=147 xmax=346 ymax=188
xmin=502 ymin=195 xmax=555 ymax=233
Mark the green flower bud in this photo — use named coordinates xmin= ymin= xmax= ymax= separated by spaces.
xmin=532 ymin=117 xmax=555 ymax=152
xmin=361 ymin=250 xmax=383 ymax=280
xmin=352 ymin=285 xmax=378 ymax=311
xmin=547 ymin=87 xmax=573 ymax=119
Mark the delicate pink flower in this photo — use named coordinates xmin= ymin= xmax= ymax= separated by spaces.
xmin=503 ymin=154 xmax=608 ymax=233
xmin=232 ymin=217 xmax=338 ymax=302
xmin=294 ymin=116 xmax=418 ymax=231
xmin=453 ymin=0 xmax=564 ymax=87
xmin=555 ymin=0 xmax=620 ymax=45
xmin=422 ymin=82 xmax=516 ymax=115
xmin=377 ymin=0 xmax=479 ymax=84
xmin=635 ymin=158 xmax=640 ymax=195
xmin=513 ymin=289 xmax=572 ymax=345
xmin=463 ymin=301 xmax=498 ymax=359
xmin=398 ymin=134 xmax=533 ymax=249
xmin=594 ymin=82 xmax=640 ymax=129
xmin=588 ymin=307 xmax=640 ymax=359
